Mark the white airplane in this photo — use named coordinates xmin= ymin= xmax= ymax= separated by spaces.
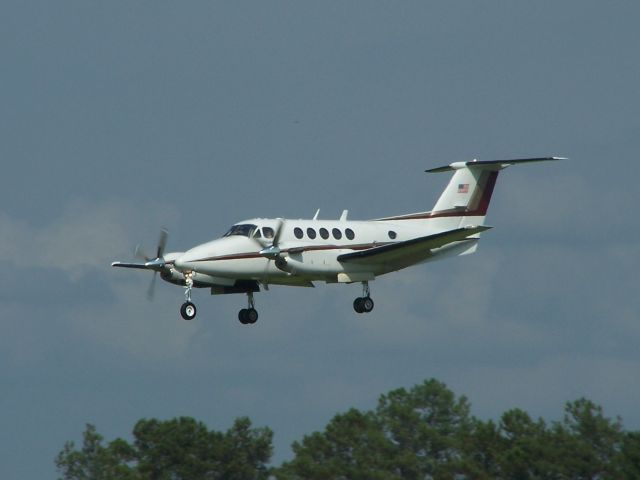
xmin=113 ymin=157 xmax=563 ymax=323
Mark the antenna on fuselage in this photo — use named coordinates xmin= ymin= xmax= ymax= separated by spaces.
xmin=339 ymin=210 xmax=348 ymax=221
xmin=313 ymin=209 xmax=320 ymax=220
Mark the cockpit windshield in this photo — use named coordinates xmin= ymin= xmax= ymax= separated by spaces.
xmin=223 ymin=224 xmax=257 ymax=238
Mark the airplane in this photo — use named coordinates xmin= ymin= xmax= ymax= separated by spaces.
xmin=112 ymin=157 xmax=564 ymax=323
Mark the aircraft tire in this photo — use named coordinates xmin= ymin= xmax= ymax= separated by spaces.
xmin=363 ymin=297 xmax=374 ymax=313
xmin=246 ymin=308 xmax=259 ymax=324
xmin=353 ymin=297 xmax=365 ymax=313
xmin=239 ymin=308 xmax=258 ymax=325
xmin=180 ymin=301 xmax=197 ymax=321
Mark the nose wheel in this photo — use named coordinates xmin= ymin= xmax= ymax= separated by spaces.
xmin=180 ymin=301 xmax=197 ymax=320
xmin=353 ymin=281 xmax=375 ymax=314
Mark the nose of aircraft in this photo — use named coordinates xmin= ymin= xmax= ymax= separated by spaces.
xmin=174 ymin=247 xmax=207 ymax=272
xmin=173 ymin=255 xmax=189 ymax=271
xmin=173 ymin=237 xmax=248 ymax=272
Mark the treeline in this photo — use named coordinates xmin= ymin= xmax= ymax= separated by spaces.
xmin=56 ymin=379 xmax=640 ymax=479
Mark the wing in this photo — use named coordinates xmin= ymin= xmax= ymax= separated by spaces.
xmin=111 ymin=261 xmax=150 ymax=270
xmin=337 ymin=226 xmax=491 ymax=267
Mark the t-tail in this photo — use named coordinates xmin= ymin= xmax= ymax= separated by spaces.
xmin=424 ymin=157 xmax=565 ymax=230
xmin=380 ymin=157 xmax=564 ymax=228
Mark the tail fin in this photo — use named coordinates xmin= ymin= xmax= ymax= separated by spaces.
xmin=426 ymin=157 xmax=564 ymax=229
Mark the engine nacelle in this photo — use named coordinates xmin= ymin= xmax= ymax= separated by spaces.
xmin=275 ymin=256 xmax=297 ymax=274
xmin=160 ymin=268 xmax=187 ymax=286
xmin=274 ymin=255 xmax=341 ymax=276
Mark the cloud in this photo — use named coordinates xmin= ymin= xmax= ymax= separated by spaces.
xmin=0 ymin=198 xmax=191 ymax=363
xmin=0 ymin=198 xmax=180 ymax=275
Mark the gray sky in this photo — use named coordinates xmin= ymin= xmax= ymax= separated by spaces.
xmin=2 ymin=1 xmax=640 ymax=477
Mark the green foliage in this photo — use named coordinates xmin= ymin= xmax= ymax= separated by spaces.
xmin=277 ymin=379 xmax=474 ymax=479
xmin=57 ymin=380 xmax=640 ymax=480
xmin=56 ymin=417 xmax=272 ymax=480
xmin=552 ymin=398 xmax=625 ymax=479
xmin=55 ymin=424 xmax=137 ymax=480
xmin=279 ymin=409 xmax=397 ymax=480
xmin=274 ymin=379 xmax=640 ymax=480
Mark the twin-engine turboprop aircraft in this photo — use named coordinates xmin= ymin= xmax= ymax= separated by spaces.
xmin=113 ymin=157 xmax=563 ymax=323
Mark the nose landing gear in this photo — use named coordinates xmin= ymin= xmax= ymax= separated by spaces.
xmin=353 ymin=281 xmax=374 ymax=314
xmin=180 ymin=273 xmax=197 ymax=321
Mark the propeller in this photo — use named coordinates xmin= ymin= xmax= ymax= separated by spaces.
xmin=134 ymin=228 xmax=169 ymax=301
xmin=253 ymin=220 xmax=286 ymax=287
xmin=257 ymin=219 xmax=284 ymax=258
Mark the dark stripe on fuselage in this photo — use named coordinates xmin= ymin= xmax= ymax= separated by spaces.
xmin=187 ymin=242 xmax=393 ymax=263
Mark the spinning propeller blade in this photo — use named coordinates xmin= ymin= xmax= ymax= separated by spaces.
xmin=145 ymin=228 xmax=169 ymax=300
xmin=147 ymin=271 xmax=158 ymax=301
xmin=156 ymin=228 xmax=168 ymax=258
xmin=120 ymin=228 xmax=170 ymax=301
xmin=258 ymin=219 xmax=284 ymax=258
xmin=256 ymin=219 xmax=287 ymax=286
xmin=134 ymin=244 xmax=151 ymax=262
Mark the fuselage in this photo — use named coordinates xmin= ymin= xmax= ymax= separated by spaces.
xmin=168 ymin=215 xmax=480 ymax=288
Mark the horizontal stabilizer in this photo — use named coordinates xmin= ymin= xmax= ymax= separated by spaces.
xmin=338 ymin=225 xmax=491 ymax=265
xmin=426 ymin=157 xmax=566 ymax=173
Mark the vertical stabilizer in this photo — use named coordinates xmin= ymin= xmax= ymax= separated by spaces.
xmin=425 ymin=157 xmax=563 ymax=229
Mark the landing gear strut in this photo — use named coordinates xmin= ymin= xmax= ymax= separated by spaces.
xmin=180 ymin=273 xmax=197 ymax=321
xmin=353 ymin=281 xmax=374 ymax=314
xmin=238 ymin=291 xmax=259 ymax=325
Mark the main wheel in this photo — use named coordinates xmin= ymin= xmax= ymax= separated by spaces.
xmin=180 ymin=301 xmax=197 ymax=320
xmin=238 ymin=308 xmax=258 ymax=324
xmin=353 ymin=297 xmax=365 ymax=313
xmin=362 ymin=296 xmax=374 ymax=313
xmin=246 ymin=308 xmax=259 ymax=324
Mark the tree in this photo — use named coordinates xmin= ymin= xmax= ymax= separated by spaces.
xmin=495 ymin=408 xmax=559 ymax=479
xmin=58 ymin=380 xmax=640 ymax=479
xmin=551 ymin=398 xmax=624 ymax=479
xmin=56 ymin=417 xmax=273 ymax=480
xmin=277 ymin=409 xmax=397 ymax=480
xmin=620 ymin=431 xmax=640 ymax=478
xmin=276 ymin=379 xmax=474 ymax=480
xmin=374 ymin=378 xmax=474 ymax=479
xmin=456 ymin=418 xmax=502 ymax=479
xmin=55 ymin=424 xmax=138 ymax=480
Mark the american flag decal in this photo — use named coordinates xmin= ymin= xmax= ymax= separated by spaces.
xmin=458 ymin=183 xmax=469 ymax=193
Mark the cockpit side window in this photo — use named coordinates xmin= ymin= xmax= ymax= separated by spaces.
xmin=223 ymin=224 xmax=257 ymax=237
xmin=263 ymin=227 xmax=275 ymax=239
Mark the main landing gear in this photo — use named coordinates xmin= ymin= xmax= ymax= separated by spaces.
xmin=238 ymin=291 xmax=259 ymax=325
xmin=353 ymin=281 xmax=374 ymax=314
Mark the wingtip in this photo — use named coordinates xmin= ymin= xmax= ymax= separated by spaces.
xmin=464 ymin=224 xmax=493 ymax=231
xmin=424 ymin=166 xmax=453 ymax=173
